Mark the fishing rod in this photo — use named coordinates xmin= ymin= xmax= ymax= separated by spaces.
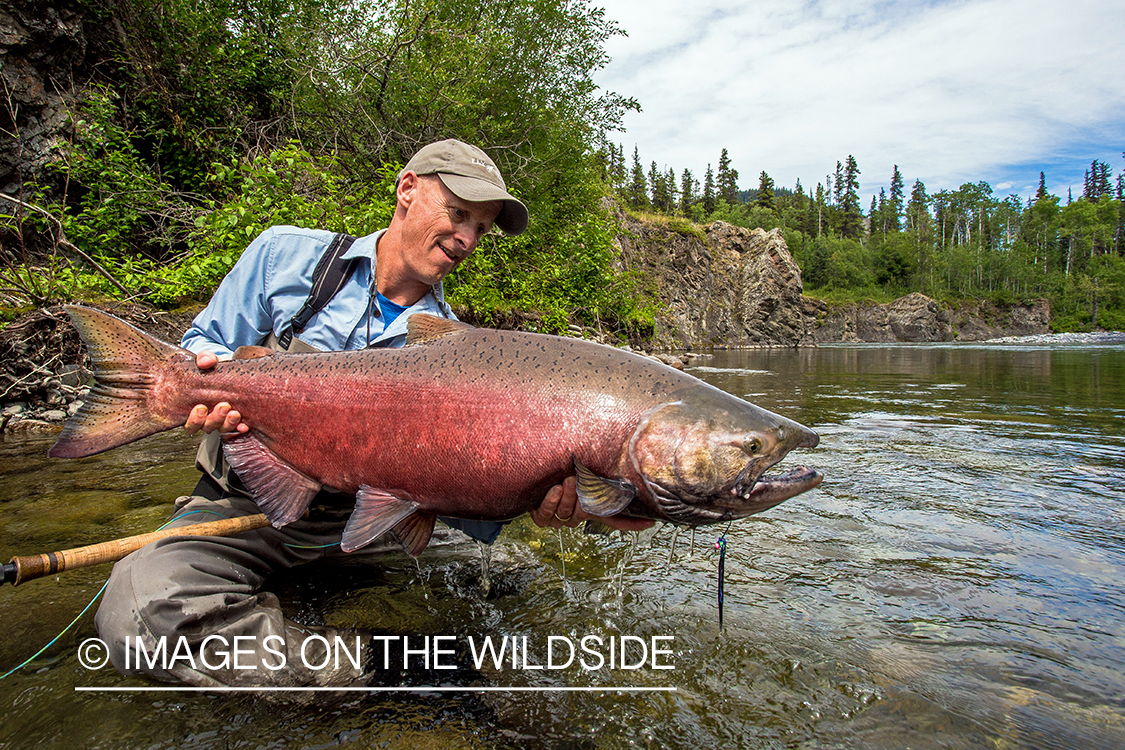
xmin=1 ymin=513 xmax=271 ymax=586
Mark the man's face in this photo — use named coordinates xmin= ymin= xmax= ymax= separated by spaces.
xmin=396 ymin=173 xmax=502 ymax=286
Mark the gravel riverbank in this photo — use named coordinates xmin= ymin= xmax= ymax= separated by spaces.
xmin=985 ymin=331 xmax=1125 ymax=345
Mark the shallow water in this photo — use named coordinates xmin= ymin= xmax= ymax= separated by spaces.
xmin=1 ymin=341 xmax=1123 ymax=749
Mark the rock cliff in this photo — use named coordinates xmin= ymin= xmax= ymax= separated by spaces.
xmin=811 ymin=293 xmax=1050 ymax=343
xmin=617 ymin=215 xmax=819 ymax=349
xmin=0 ymin=0 xmax=107 ymax=193
xmin=616 ymin=212 xmax=1050 ymax=349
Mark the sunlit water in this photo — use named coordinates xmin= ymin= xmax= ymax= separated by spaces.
xmin=1 ymin=342 xmax=1123 ymax=749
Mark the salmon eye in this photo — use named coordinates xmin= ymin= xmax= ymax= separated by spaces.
xmin=745 ymin=437 xmax=762 ymax=454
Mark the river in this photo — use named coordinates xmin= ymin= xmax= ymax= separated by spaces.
xmin=0 ymin=341 xmax=1122 ymax=749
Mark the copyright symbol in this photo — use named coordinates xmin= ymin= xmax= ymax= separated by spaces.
xmin=78 ymin=638 xmax=109 ymax=670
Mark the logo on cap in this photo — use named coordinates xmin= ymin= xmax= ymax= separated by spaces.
xmin=471 ymin=158 xmax=498 ymax=176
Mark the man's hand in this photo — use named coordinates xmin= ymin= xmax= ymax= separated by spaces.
xmin=530 ymin=475 xmax=655 ymax=532
xmin=183 ymin=352 xmax=249 ymax=436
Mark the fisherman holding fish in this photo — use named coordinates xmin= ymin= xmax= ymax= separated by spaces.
xmin=92 ymin=139 xmax=654 ymax=687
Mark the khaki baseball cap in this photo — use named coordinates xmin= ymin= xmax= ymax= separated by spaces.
xmin=398 ymin=139 xmax=529 ymax=235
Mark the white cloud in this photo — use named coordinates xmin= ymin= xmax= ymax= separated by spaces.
xmin=595 ymin=0 xmax=1125 ymax=201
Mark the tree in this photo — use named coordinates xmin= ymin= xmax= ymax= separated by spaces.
xmin=627 ymin=146 xmax=648 ymax=209
xmin=665 ymin=167 xmax=678 ymax=214
xmin=284 ymin=0 xmax=640 ymax=187
xmin=756 ymin=171 xmax=775 ymax=211
xmin=1036 ymin=172 xmax=1049 ymax=202
xmin=872 ymin=189 xmax=888 ymax=236
xmin=905 ymin=179 xmax=933 ymax=286
xmin=679 ymin=168 xmax=697 ymax=215
xmin=888 ymin=165 xmax=905 ymax=232
xmin=702 ymin=164 xmax=716 ymax=215
xmin=814 ymin=182 xmax=827 ymax=237
xmin=1084 ymin=160 xmax=1113 ymax=200
xmin=649 ymin=161 xmax=672 ymax=213
xmin=840 ymin=155 xmax=862 ymax=239
xmin=604 ymin=142 xmax=626 ymax=190
xmin=716 ymin=149 xmax=739 ymax=205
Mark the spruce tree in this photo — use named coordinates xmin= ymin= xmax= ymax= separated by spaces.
xmin=610 ymin=144 xmax=626 ymax=190
xmin=756 ymin=170 xmax=775 ymax=211
xmin=814 ymin=182 xmax=827 ymax=237
xmin=648 ymin=161 xmax=672 ymax=213
xmin=716 ymin=149 xmax=739 ymax=205
xmin=840 ymin=155 xmax=862 ymax=238
xmin=889 ymin=165 xmax=904 ymax=232
xmin=907 ymin=179 xmax=929 ymax=231
xmin=680 ymin=168 xmax=696 ymax=215
xmin=665 ymin=167 xmax=678 ymax=213
xmin=702 ymin=164 xmax=716 ymax=215
xmin=628 ymin=146 xmax=648 ymax=209
xmin=1089 ymin=160 xmax=1112 ymax=199
xmin=1036 ymin=172 xmax=1048 ymax=202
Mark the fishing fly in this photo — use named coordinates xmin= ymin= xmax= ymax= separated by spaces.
xmin=714 ymin=522 xmax=732 ymax=629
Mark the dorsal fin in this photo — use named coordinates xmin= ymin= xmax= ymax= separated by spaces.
xmin=232 ymin=345 xmax=276 ymax=360
xmin=405 ymin=313 xmax=474 ymax=346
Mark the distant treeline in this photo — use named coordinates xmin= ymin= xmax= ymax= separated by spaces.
xmin=601 ymin=142 xmax=1125 ymax=330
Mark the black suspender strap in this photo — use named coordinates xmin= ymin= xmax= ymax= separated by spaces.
xmin=276 ymin=233 xmax=359 ymax=350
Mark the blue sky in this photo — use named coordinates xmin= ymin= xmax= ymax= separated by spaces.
xmin=593 ymin=0 xmax=1125 ymax=206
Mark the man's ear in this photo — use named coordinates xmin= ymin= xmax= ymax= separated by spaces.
xmin=396 ymin=171 xmax=419 ymax=208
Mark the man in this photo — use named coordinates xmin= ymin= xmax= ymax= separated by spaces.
xmin=95 ymin=139 xmax=650 ymax=687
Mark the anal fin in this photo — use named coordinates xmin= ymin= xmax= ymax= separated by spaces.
xmin=573 ymin=457 xmax=636 ymax=516
xmin=221 ymin=434 xmax=321 ymax=527
xmin=342 ymin=486 xmax=418 ymax=553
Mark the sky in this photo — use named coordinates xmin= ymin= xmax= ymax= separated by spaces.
xmin=592 ymin=0 xmax=1125 ymax=207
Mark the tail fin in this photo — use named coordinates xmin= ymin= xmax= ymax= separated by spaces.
xmin=48 ymin=306 xmax=192 ymax=459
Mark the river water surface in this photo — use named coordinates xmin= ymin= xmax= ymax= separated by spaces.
xmin=0 ymin=341 xmax=1123 ymax=749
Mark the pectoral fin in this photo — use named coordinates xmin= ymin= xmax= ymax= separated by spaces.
xmin=221 ymin=434 xmax=321 ymax=527
xmin=342 ymin=486 xmax=419 ymax=553
xmin=583 ymin=519 xmax=616 ymax=535
xmin=573 ymin=457 xmax=636 ymax=516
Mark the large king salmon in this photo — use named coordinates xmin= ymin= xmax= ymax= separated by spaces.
xmin=49 ymin=306 xmax=823 ymax=555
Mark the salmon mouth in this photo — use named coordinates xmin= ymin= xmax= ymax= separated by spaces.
xmin=718 ymin=463 xmax=823 ymax=516
xmin=645 ymin=464 xmax=822 ymax=525
xmin=741 ymin=465 xmax=822 ymax=503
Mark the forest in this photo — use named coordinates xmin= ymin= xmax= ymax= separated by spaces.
xmin=1 ymin=0 xmax=650 ymax=337
xmin=603 ymin=143 xmax=1125 ymax=332
xmin=2 ymin=0 xmax=1122 ymax=336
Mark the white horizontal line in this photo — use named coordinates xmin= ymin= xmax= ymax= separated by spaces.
xmin=76 ymin=686 xmax=677 ymax=693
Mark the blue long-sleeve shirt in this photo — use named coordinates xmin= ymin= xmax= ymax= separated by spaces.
xmin=184 ymin=225 xmax=503 ymax=544
xmin=182 ymin=226 xmax=452 ymax=356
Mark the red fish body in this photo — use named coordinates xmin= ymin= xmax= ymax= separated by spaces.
xmin=50 ymin=307 xmax=823 ymax=555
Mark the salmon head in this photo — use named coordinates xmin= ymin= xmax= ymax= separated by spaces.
xmin=625 ymin=385 xmax=822 ymax=525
